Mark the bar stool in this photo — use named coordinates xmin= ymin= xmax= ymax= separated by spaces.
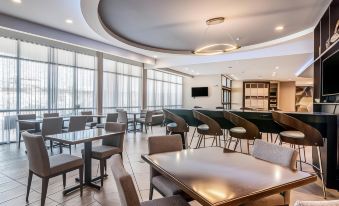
xmin=272 ymin=111 xmax=326 ymax=198
xmin=223 ymin=111 xmax=260 ymax=154
xmin=163 ymin=109 xmax=189 ymax=149
xmin=192 ymin=110 xmax=223 ymax=148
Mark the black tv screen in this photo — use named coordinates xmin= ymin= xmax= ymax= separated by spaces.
xmin=322 ymin=51 xmax=339 ymax=96
xmin=192 ymin=87 xmax=208 ymax=97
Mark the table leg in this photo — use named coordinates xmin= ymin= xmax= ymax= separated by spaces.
xmin=133 ymin=114 xmax=137 ymax=133
xmin=35 ymin=122 xmax=41 ymax=132
xmin=97 ymin=117 xmax=102 ymax=124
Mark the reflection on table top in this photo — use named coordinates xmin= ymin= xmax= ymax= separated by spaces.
xmin=45 ymin=128 xmax=124 ymax=144
xmin=142 ymin=148 xmax=316 ymax=206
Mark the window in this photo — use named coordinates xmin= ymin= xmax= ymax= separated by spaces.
xmin=103 ymin=59 xmax=142 ymax=112
xmin=147 ymin=70 xmax=183 ymax=110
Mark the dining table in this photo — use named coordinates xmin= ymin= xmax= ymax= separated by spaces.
xmin=45 ymin=128 xmax=124 ymax=195
xmin=141 ymin=147 xmax=317 ymax=206
xmin=82 ymin=114 xmax=106 ymax=124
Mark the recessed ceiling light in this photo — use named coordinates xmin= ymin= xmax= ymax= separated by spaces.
xmin=65 ymin=19 xmax=73 ymax=24
xmin=153 ymin=55 xmax=157 ymax=58
xmin=236 ymin=37 xmax=240 ymax=41
xmin=184 ymin=67 xmax=189 ymax=70
xmin=275 ymin=66 xmax=279 ymax=70
xmin=275 ymin=25 xmax=284 ymax=31
xmin=12 ymin=0 xmax=22 ymax=4
xmin=196 ymin=72 xmax=200 ymax=75
xmin=272 ymin=72 xmax=276 ymax=77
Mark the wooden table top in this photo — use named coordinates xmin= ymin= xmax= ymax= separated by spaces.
xmin=142 ymin=148 xmax=316 ymax=206
xmin=45 ymin=128 xmax=123 ymax=144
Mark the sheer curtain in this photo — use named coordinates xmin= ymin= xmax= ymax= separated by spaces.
xmin=147 ymin=70 xmax=183 ymax=110
xmin=103 ymin=59 xmax=142 ymax=113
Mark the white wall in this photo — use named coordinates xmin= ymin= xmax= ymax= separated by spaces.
xmin=231 ymin=80 xmax=243 ymax=110
xmin=183 ymin=75 xmax=221 ymax=109
xmin=279 ymin=81 xmax=296 ymax=112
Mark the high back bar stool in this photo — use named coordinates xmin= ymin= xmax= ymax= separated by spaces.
xmin=223 ymin=111 xmax=260 ymax=154
xmin=192 ymin=110 xmax=223 ymax=148
xmin=163 ymin=109 xmax=189 ymax=149
xmin=272 ymin=111 xmax=326 ymax=198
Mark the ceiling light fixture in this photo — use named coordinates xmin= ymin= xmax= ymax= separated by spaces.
xmin=275 ymin=25 xmax=284 ymax=31
xmin=153 ymin=55 xmax=157 ymax=58
xmin=65 ymin=19 xmax=73 ymax=24
xmin=194 ymin=17 xmax=240 ymax=55
xmin=275 ymin=66 xmax=279 ymax=70
xmin=12 ymin=0 xmax=22 ymax=4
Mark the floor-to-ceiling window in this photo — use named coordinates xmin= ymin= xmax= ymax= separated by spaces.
xmin=147 ymin=70 xmax=183 ymax=110
xmin=103 ymin=59 xmax=142 ymax=112
xmin=0 ymin=36 xmax=97 ymax=143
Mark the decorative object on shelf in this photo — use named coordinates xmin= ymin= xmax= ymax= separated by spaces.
xmin=194 ymin=17 xmax=240 ymax=55
xmin=330 ymin=20 xmax=339 ymax=43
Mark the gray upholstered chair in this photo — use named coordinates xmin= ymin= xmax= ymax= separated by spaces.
xmin=39 ymin=117 xmax=63 ymax=153
xmin=243 ymin=139 xmax=298 ymax=206
xmin=82 ymin=122 xmax=126 ymax=186
xmin=111 ymin=155 xmax=189 ymax=206
xmin=136 ymin=110 xmax=153 ymax=133
xmin=117 ymin=111 xmax=134 ymax=131
xmin=22 ymin=132 xmax=83 ymax=206
xmin=97 ymin=113 xmax=118 ymax=128
xmin=17 ymin=114 xmax=36 ymax=148
xmin=81 ymin=111 xmax=97 ymax=128
xmin=148 ymin=135 xmax=190 ymax=201
xmin=294 ymin=200 xmax=339 ymax=206
xmin=61 ymin=116 xmax=87 ymax=154
xmin=163 ymin=109 xmax=189 ymax=149
xmin=43 ymin=113 xmax=59 ymax=118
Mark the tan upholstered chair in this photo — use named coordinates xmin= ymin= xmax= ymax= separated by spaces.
xmin=81 ymin=111 xmax=97 ymax=128
xmin=243 ymin=139 xmax=298 ymax=206
xmin=136 ymin=110 xmax=153 ymax=133
xmin=97 ymin=113 xmax=118 ymax=128
xmin=60 ymin=116 xmax=87 ymax=154
xmin=224 ymin=111 xmax=260 ymax=154
xmin=163 ymin=109 xmax=189 ymax=149
xmin=272 ymin=111 xmax=326 ymax=198
xmin=17 ymin=114 xmax=36 ymax=148
xmin=43 ymin=113 xmax=59 ymax=118
xmin=192 ymin=110 xmax=223 ymax=148
xmin=294 ymin=200 xmax=339 ymax=206
xmin=82 ymin=122 xmax=126 ymax=186
xmin=117 ymin=111 xmax=134 ymax=131
xmin=37 ymin=117 xmax=63 ymax=153
xmin=111 ymin=155 xmax=189 ymax=206
xmin=22 ymin=132 xmax=83 ymax=206
xmin=148 ymin=135 xmax=191 ymax=201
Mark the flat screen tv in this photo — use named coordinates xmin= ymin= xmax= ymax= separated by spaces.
xmin=322 ymin=50 xmax=339 ymax=96
xmin=192 ymin=87 xmax=208 ymax=97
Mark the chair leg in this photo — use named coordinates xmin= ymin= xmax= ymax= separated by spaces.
xmin=227 ymin=137 xmax=233 ymax=149
xmin=59 ymin=144 xmax=63 ymax=154
xmin=69 ymin=144 xmax=72 ymax=155
xmin=41 ymin=177 xmax=49 ymax=206
xmin=26 ymin=170 xmax=33 ymax=202
xmin=234 ymin=139 xmax=239 ymax=151
xmin=149 ymin=184 xmax=154 ymax=200
xmin=317 ymin=146 xmax=327 ymax=199
xmin=62 ymin=173 xmax=66 ymax=188
xmin=247 ymin=140 xmax=250 ymax=154
xmin=50 ymin=141 xmax=53 ymax=153
xmin=18 ymin=133 xmax=22 ymax=148
xmin=189 ymin=128 xmax=197 ymax=148
xmin=195 ymin=134 xmax=202 ymax=149
xmin=79 ymin=166 xmax=83 ymax=196
xmin=298 ymin=146 xmax=303 ymax=170
xmin=100 ymin=159 xmax=105 ymax=187
xmin=104 ymin=159 xmax=107 ymax=175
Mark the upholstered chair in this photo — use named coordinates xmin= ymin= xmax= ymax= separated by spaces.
xmin=81 ymin=111 xmax=97 ymax=128
xmin=136 ymin=110 xmax=154 ymax=133
xmin=43 ymin=113 xmax=59 ymax=118
xmin=17 ymin=114 xmax=36 ymax=148
xmin=163 ymin=109 xmax=189 ymax=149
xmin=97 ymin=113 xmax=118 ymax=128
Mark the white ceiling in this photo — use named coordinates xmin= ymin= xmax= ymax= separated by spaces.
xmin=0 ymin=0 xmax=331 ymax=80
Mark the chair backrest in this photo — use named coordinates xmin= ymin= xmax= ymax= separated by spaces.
xmin=103 ymin=123 xmax=126 ymax=150
xmin=68 ymin=116 xmax=87 ymax=132
xmin=116 ymin=109 xmax=124 ymax=112
xmin=193 ymin=110 xmax=223 ymax=136
xmin=41 ymin=117 xmax=63 ymax=137
xmin=224 ymin=111 xmax=260 ymax=140
xmin=145 ymin=110 xmax=153 ymax=124
xmin=17 ymin=114 xmax=36 ymax=131
xmin=81 ymin=111 xmax=93 ymax=122
xmin=117 ymin=111 xmax=128 ymax=124
xmin=294 ymin=200 xmax=339 ymax=206
xmin=148 ymin=134 xmax=183 ymax=155
xmin=22 ymin=132 xmax=50 ymax=177
xmin=106 ymin=113 xmax=118 ymax=123
xmin=111 ymin=155 xmax=141 ymax=206
xmin=43 ymin=113 xmax=59 ymax=118
xmin=252 ymin=139 xmax=298 ymax=171
xmin=272 ymin=111 xmax=323 ymax=146
xmin=163 ymin=109 xmax=189 ymax=132
xmin=140 ymin=109 xmax=147 ymax=118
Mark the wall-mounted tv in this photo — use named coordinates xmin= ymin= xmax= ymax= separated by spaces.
xmin=322 ymin=50 xmax=339 ymax=96
xmin=192 ymin=87 xmax=208 ymax=97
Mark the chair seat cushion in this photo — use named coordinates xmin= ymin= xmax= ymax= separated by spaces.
xmin=49 ymin=154 xmax=83 ymax=175
xmin=141 ymin=195 xmax=189 ymax=206
xmin=167 ymin=122 xmax=177 ymax=128
xmin=136 ymin=118 xmax=145 ymax=123
xmin=294 ymin=200 xmax=339 ymax=206
xmin=280 ymin=130 xmax=305 ymax=139
xmin=86 ymin=122 xmax=97 ymax=127
xmin=82 ymin=145 xmax=121 ymax=159
xmin=198 ymin=124 xmax=209 ymax=130
xmin=152 ymin=175 xmax=182 ymax=197
xmin=230 ymin=127 xmax=246 ymax=134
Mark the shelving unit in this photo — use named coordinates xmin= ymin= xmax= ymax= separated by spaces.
xmin=269 ymin=82 xmax=278 ymax=110
xmin=221 ymin=75 xmax=232 ymax=109
xmin=243 ymin=82 xmax=269 ymax=110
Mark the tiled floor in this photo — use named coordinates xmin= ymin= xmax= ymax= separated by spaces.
xmin=0 ymin=125 xmax=338 ymax=206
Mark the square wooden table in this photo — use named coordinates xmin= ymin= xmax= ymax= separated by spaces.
xmin=45 ymin=128 xmax=124 ymax=195
xmin=142 ymin=148 xmax=317 ymax=206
